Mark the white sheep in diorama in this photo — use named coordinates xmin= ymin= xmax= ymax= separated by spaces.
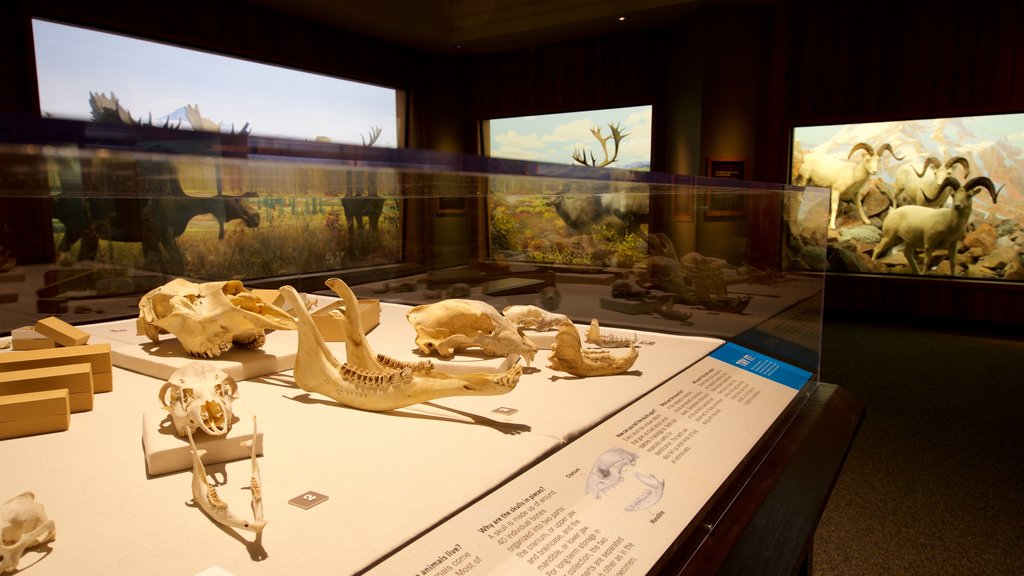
xmin=872 ymin=176 xmax=998 ymax=275
xmin=893 ymin=155 xmax=970 ymax=207
xmin=793 ymin=142 xmax=904 ymax=229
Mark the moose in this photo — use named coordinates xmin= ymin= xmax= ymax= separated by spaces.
xmin=53 ymin=157 xmax=259 ymax=275
xmin=340 ymin=126 xmax=386 ymax=257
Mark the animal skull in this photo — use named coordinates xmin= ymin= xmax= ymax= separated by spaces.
xmin=502 ymin=305 xmax=570 ymax=332
xmin=407 ymin=299 xmax=538 ymax=366
xmin=0 ymin=492 xmax=56 ymax=574
xmin=138 ymin=279 xmax=296 ymax=358
xmin=159 ymin=362 xmax=238 ymax=437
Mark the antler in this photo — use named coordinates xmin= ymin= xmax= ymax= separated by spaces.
xmin=572 ymin=122 xmax=630 ymax=167
xmin=362 ymin=126 xmax=383 ymax=147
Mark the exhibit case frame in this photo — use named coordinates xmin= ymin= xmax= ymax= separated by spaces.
xmin=0 ymin=117 xmax=861 ymax=575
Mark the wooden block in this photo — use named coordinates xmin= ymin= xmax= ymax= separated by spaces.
xmin=0 ymin=363 xmax=94 ymax=412
xmin=0 ymin=292 xmax=17 ymax=304
xmin=11 ymin=327 xmax=55 ymax=351
xmin=34 ymin=316 xmax=91 ymax=346
xmin=36 ymin=298 xmax=68 ymax=314
xmin=0 ymin=389 xmax=70 ymax=440
xmin=311 ymin=299 xmax=380 ymax=340
xmin=0 ymin=343 xmax=112 ymax=393
xmin=0 ymin=269 xmax=26 ymax=283
xmin=250 ymin=288 xmax=286 ymax=308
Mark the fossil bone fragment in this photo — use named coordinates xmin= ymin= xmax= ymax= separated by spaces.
xmin=0 ymin=492 xmax=56 ymax=574
xmin=407 ymin=299 xmax=538 ymax=366
xmin=625 ymin=473 xmax=665 ymax=512
xmin=586 ymin=448 xmax=638 ymax=499
xmin=502 ymin=305 xmax=570 ymax=332
xmin=138 ymin=278 xmax=296 ymax=358
xmin=159 ymin=361 xmax=238 ymax=437
xmin=186 ymin=417 xmax=265 ymax=534
xmin=280 ymin=279 xmax=520 ymax=412
xmin=585 ymin=318 xmax=638 ymax=348
xmin=549 ymin=322 xmax=638 ymax=377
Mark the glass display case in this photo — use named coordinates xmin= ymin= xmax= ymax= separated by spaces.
xmin=0 ymin=117 xmax=841 ymax=575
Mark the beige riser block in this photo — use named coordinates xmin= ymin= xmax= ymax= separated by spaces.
xmin=0 ymin=389 xmax=70 ymax=440
xmin=35 ymin=316 xmax=91 ymax=346
xmin=142 ymin=401 xmax=263 ymax=476
xmin=0 ymin=343 xmax=112 ymax=393
xmin=312 ymin=299 xmax=381 ymax=340
xmin=0 ymin=363 xmax=94 ymax=412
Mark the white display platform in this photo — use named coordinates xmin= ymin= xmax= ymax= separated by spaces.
xmin=0 ymin=302 xmax=729 ymax=576
xmin=142 ymin=400 xmax=264 ymax=476
xmin=78 ymin=318 xmax=300 ymax=382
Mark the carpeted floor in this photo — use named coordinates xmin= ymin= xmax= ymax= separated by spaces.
xmin=813 ymin=312 xmax=1024 ymax=575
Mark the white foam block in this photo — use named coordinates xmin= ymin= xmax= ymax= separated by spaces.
xmin=142 ymin=400 xmax=263 ymax=476
xmin=79 ymin=318 xmax=298 ymax=382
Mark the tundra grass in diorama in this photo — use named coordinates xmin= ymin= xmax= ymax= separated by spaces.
xmin=485 ymin=105 xmax=653 ymax=269
xmin=788 ymin=113 xmax=1024 ymax=281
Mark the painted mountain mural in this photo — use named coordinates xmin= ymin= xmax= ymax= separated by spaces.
xmin=788 ymin=114 xmax=1024 ymax=281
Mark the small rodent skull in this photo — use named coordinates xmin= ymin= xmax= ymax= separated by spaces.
xmin=138 ymin=279 xmax=295 ymax=358
xmin=0 ymin=492 xmax=56 ymax=574
xmin=159 ymin=362 xmax=238 ymax=437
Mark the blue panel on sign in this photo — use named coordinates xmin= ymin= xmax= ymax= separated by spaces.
xmin=709 ymin=342 xmax=812 ymax=390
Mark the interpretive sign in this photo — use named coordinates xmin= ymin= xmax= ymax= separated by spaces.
xmin=369 ymin=344 xmax=811 ymax=575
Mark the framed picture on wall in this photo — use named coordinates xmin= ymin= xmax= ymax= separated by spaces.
xmin=705 ymin=156 xmax=747 ymax=219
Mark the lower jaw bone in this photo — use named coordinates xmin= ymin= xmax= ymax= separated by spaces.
xmin=280 ymin=280 xmax=520 ymax=411
xmin=187 ymin=416 xmax=266 ymax=534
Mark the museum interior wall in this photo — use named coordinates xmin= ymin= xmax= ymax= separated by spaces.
xmin=2 ymin=0 xmax=1024 ymax=324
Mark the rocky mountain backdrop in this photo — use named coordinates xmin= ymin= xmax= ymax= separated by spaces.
xmin=788 ymin=117 xmax=1024 ymax=280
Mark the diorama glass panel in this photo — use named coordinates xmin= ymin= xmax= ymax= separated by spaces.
xmin=483 ymin=106 xmax=653 ymax=267
xmin=0 ymin=117 xmax=826 ymax=374
xmin=789 ymin=112 xmax=1024 ymax=282
xmin=32 ymin=19 xmax=403 ymax=146
xmin=39 ymin=144 xmax=403 ymax=278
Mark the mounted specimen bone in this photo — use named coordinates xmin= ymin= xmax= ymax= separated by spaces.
xmin=549 ymin=322 xmax=638 ymax=377
xmin=138 ymin=278 xmax=296 ymax=358
xmin=502 ymin=305 xmax=570 ymax=332
xmin=159 ymin=361 xmax=238 ymax=437
xmin=407 ymin=299 xmax=538 ymax=366
xmin=186 ymin=417 xmax=265 ymax=533
xmin=0 ymin=492 xmax=56 ymax=574
xmin=280 ymin=279 xmax=520 ymax=412
xmin=585 ymin=319 xmax=638 ymax=348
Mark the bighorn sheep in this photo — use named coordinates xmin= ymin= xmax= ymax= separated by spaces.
xmin=793 ymin=142 xmax=904 ymax=229
xmin=893 ymin=156 xmax=970 ymax=207
xmin=872 ymin=176 xmax=997 ymax=275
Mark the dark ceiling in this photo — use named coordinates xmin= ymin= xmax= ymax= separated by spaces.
xmin=242 ymin=0 xmax=705 ymax=54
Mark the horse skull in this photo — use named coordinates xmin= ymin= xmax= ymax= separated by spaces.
xmin=138 ymin=279 xmax=296 ymax=358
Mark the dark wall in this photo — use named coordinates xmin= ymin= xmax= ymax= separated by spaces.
xmin=8 ymin=0 xmax=1022 ymax=177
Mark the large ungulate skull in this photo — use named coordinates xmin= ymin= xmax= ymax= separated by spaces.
xmin=159 ymin=361 xmax=238 ymax=437
xmin=407 ymin=299 xmax=537 ymax=366
xmin=138 ymin=279 xmax=296 ymax=358
xmin=0 ymin=492 xmax=56 ymax=574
